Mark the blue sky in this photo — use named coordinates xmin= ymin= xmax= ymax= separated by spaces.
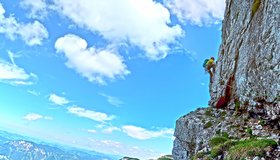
xmin=0 ymin=0 xmax=225 ymax=159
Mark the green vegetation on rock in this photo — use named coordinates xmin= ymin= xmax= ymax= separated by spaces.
xmin=191 ymin=152 xmax=207 ymax=160
xmin=205 ymin=109 xmax=214 ymax=117
xmin=204 ymin=121 xmax=213 ymax=129
xmin=207 ymin=135 xmax=277 ymax=159
xmin=227 ymin=139 xmax=277 ymax=159
xmin=210 ymin=145 xmax=223 ymax=158
xmin=258 ymin=119 xmax=265 ymax=126
xmin=209 ymin=136 xmax=229 ymax=147
xmin=221 ymin=132 xmax=229 ymax=139
xmin=251 ymin=0 xmax=261 ymax=18
xmin=246 ymin=128 xmax=253 ymax=136
xmin=220 ymin=111 xmax=227 ymax=117
xmin=222 ymin=140 xmax=237 ymax=150
xmin=209 ymin=137 xmax=235 ymax=158
xmin=157 ymin=155 xmax=173 ymax=160
xmin=158 ymin=158 xmax=172 ymax=160
xmin=234 ymin=100 xmax=241 ymax=111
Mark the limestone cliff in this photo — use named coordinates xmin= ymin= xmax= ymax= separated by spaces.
xmin=210 ymin=0 xmax=280 ymax=126
xmin=172 ymin=0 xmax=280 ymax=159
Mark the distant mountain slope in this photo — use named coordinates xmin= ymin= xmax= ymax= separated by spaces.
xmin=0 ymin=130 xmax=117 ymax=160
xmin=119 ymin=155 xmax=173 ymax=160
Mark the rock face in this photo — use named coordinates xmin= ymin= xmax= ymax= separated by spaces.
xmin=173 ymin=108 xmax=280 ymax=159
xmin=210 ymin=0 xmax=280 ymax=126
xmin=173 ymin=0 xmax=280 ymax=159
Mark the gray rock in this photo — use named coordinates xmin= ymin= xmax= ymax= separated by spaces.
xmin=252 ymin=129 xmax=261 ymax=136
xmin=172 ymin=138 xmax=188 ymax=160
xmin=172 ymin=112 xmax=213 ymax=159
xmin=253 ymin=157 xmax=261 ymax=160
xmin=173 ymin=0 xmax=280 ymax=159
xmin=209 ymin=0 xmax=280 ymax=127
xmin=255 ymin=125 xmax=263 ymax=130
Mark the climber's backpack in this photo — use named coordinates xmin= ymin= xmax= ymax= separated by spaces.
xmin=203 ymin=59 xmax=209 ymax=68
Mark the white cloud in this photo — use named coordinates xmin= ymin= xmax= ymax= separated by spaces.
xmin=23 ymin=113 xmax=53 ymax=121
xmin=67 ymin=106 xmax=115 ymax=123
xmin=20 ymin=0 xmax=48 ymax=19
xmin=55 ymin=34 xmax=130 ymax=85
xmin=27 ymin=90 xmax=40 ymax=96
xmin=49 ymin=93 xmax=69 ymax=106
xmin=102 ymin=126 xmax=121 ymax=134
xmin=7 ymin=51 xmax=18 ymax=65
xmin=93 ymin=124 xmax=120 ymax=134
xmin=0 ymin=60 xmax=29 ymax=80
xmin=12 ymin=81 xmax=35 ymax=85
xmin=0 ymin=58 xmax=37 ymax=85
xmin=122 ymin=125 xmax=174 ymax=140
xmin=23 ymin=113 xmax=43 ymax=121
xmin=164 ymin=0 xmax=225 ymax=26
xmin=95 ymin=124 xmax=106 ymax=129
xmin=87 ymin=129 xmax=97 ymax=134
xmin=0 ymin=3 xmax=48 ymax=46
xmin=200 ymin=82 xmax=206 ymax=86
xmin=54 ymin=0 xmax=183 ymax=60
xmin=87 ymin=138 xmax=162 ymax=159
xmin=44 ymin=116 xmax=53 ymax=120
xmin=99 ymin=93 xmax=123 ymax=107
xmin=18 ymin=21 xmax=48 ymax=46
xmin=0 ymin=3 xmax=4 ymax=15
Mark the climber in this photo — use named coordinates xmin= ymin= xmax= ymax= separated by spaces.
xmin=203 ymin=57 xmax=216 ymax=83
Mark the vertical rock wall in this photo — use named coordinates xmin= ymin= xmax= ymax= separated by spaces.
xmin=210 ymin=0 xmax=280 ymax=125
xmin=173 ymin=0 xmax=280 ymax=159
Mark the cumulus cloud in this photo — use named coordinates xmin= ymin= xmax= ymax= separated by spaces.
xmin=55 ymin=34 xmax=130 ymax=85
xmin=122 ymin=125 xmax=174 ymax=140
xmin=23 ymin=113 xmax=53 ymax=121
xmin=0 ymin=3 xmax=48 ymax=46
xmin=164 ymin=0 xmax=225 ymax=26
xmin=49 ymin=93 xmax=69 ymax=106
xmin=67 ymin=106 xmax=115 ymax=123
xmin=0 ymin=58 xmax=37 ymax=85
xmin=20 ymin=0 xmax=48 ymax=19
xmin=54 ymin=0 xmax=183 ymax=60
